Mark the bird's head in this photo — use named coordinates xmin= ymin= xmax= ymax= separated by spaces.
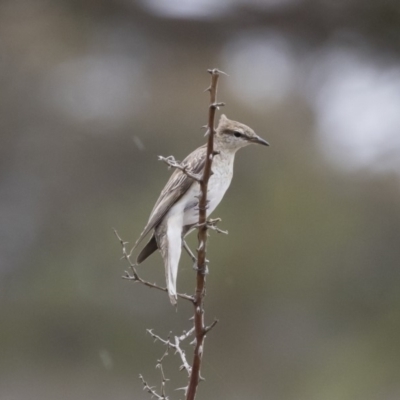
xmin=215 ymin=114 xmax=269 ymax=152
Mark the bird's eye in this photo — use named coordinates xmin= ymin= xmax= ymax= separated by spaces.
xmin=233 ymin=131 xmax=242 ymax=138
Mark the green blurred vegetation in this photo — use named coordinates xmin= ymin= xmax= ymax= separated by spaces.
xmin=1 ymin=0 xmax=400 ymax=399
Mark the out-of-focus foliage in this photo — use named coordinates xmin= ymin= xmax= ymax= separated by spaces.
xmin=1 ymin=0 xmax=400 ymax=399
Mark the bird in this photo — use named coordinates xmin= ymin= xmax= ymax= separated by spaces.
xmin=132 ymin=114 xmax=269 ymax=304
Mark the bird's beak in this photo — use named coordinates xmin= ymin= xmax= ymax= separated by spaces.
xmin=250 ymin=135 xmax=270 ymax=146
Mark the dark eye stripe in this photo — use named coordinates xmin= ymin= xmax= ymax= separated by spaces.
xmin=222 ymin=129 xmax=245 ymax=138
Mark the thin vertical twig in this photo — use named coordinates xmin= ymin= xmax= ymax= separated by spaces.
xmin=186 ymin=68 xmax=224 ymax=400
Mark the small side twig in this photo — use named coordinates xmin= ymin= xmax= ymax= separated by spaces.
xmin=174 ymin=336 xmax=192 ymax=375
xmin=148 ymin=329 xmax=192 ymax=376
xmin=158 ymin=155 xmax=203 ymax=183
xmin=139 ymin=374 xmax=169 ymax=400
xmin=156 ymin=363 xmax=169 ymax=399
xmin=114 ymin=229 xmax=193 ymax=302
xmin=204 ymin=318 xmax=219 ymax=334
xmin=178 ymin=327 xmax=195 ymax=342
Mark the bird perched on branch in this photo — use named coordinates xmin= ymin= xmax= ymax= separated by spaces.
xmin=132 ymin=114 xmax=269 ymax=304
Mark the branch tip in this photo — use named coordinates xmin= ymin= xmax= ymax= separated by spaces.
xmin=210 ymin=102 xmax=225 ymax=110
xmin=207 ymin=68 xmax=228 ymax=76
xmin=205 ymin=319 xmax=219 ymax=334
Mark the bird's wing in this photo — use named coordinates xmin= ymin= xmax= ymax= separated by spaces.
xmin=132 ymin=145 xmax=206 ymax=250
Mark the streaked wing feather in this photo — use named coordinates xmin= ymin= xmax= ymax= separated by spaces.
xmin=132 ymin=145 xmax=206 ymax=250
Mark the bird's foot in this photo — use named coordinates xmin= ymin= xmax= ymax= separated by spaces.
xmin=195 ymin=218 xmax=228 ymax=235
xmin=192 ymin=261 xmax=209 ymax=275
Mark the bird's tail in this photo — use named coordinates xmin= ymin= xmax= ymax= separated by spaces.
xmin=166 ymin=266 xmax=178 ymax=306
xmin=165 ymin=237 xmax=181 ymax=305
xmin=156 ymin=223 xmax=182 ymax=306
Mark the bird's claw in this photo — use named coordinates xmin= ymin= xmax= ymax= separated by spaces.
xmin=192 ymin=261 xmax=209 ymax=275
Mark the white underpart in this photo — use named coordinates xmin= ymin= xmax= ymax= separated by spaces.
xmin=183 ymin=151 xmax=235 ymax=226
xmin=163 ymin=149 xmax=236 ymax=298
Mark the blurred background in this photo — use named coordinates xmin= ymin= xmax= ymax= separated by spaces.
xmin=2 ymin=0 xmax=400 ymax=399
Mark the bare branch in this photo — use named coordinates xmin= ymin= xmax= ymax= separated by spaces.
xmin=114 ymin=229 xmax=193 ymax=302
xmin=139 ymin=374 xmax=169 ymax=400
xmin=174 ymin=336 xmax=192 ymax=376
xmin=178 ymin=327 xmax=195 ymax=342
xmin=186 ymin=68 xmax=224 ymax=400
xmin=147 ymin=329 xmax=171 ymax=346
xmin=158 ymin=155 xmax=203 ymax=183
xmin=175 ymin=386 xmax=189 ymax=395
xmin=156 ymin=363 xmax=169 ymax=399
xmin=119 ymin=68 xmax=227 ymax=400
xmin=196 ymin=218 xmax=228 ymax=235
xmin=147 ymin=329 xmax=192 ymax=377
xmin=207 ymin=68 xmax=228 ymax=76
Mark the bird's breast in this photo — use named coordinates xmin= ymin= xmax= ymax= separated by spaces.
xmin=181 ymin=154 xmax=234 ymax=226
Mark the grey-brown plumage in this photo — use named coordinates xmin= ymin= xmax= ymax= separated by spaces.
xmin=132 ymin=114 xmax=268 ymax=304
